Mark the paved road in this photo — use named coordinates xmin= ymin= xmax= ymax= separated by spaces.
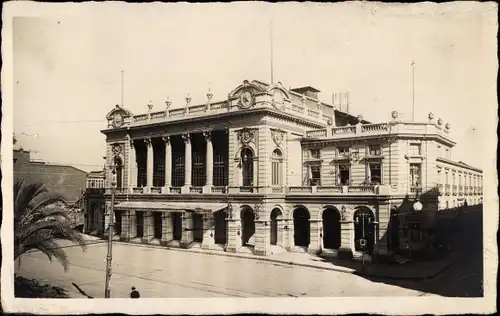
xmin=15 ymin=241 xmax=427 ymax=298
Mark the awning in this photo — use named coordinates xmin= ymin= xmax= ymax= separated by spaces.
xmin=114 ymin=201 xmax=228 ymax=213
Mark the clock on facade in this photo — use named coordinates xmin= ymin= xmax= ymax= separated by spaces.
xmin=239 ymin=89 xmax=254 ymax=109
xmin=272 ymin=89 xmax=285 ymax=110
xmin=112 ymin=112 xmax=124 ymax=128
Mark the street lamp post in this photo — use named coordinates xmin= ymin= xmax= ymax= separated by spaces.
xmin=104 ymin=163 xmax=117 ymax=298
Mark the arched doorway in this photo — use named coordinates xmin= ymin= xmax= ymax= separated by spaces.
xmin=293 ymin=207 xmax=310 ymax=248
xmin=322 ymin=208 xmax=341 ymax=250
xmin=241 ymin=208 xmax=255 ymax=246
xmin=213 ymin=209 xmax=227 ymax=245
xmin=241 ymin=148 xmax=254 ymax=186
xmin=353 ymin=207 xmax=375 ymax=253
xmin=270 ymin=208 xmax=283 ymax=246
xmin=114 ymin=157 xmax=123 ymax=189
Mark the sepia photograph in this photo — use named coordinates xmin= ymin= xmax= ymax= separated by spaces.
xmin=1 ymin=1 xmax=498 ymax=315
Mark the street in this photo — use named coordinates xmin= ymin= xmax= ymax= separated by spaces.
xmin=15 ymin=241 xmax=427 ymax=298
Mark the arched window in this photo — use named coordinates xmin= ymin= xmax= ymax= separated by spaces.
xmin=241 ymin=148 xmax=254 ymax=186
xmin=114 ymin=157 xmax=123 ymax=189
xmin=271 ymin=149 xmax=283 ymax=186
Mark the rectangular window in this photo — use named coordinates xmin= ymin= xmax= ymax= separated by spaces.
xmin=310 ymin=165 xmax=321 ymax=186
xmin=409 ymin=143 xmax=421 ymax=155
xmin=338 ymin=164 xmax=350 ymax=185
xmin=409 ymin=163 xmax=421 ymax=187
xmin=310 ymin=149 xmax=321 ymax=159
xmin=153 ymin=141 xmax=166 ymax=187
xmin=369 ymin=144 xmax=382 ymax=156
xmin=369 ymin=163 xmax=382 ymax=184
xmin=338 ymin=147 xmax=349 ymax=157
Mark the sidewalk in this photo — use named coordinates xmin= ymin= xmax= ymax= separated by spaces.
xmin=88 ymin=234 xmax=455 ymax=281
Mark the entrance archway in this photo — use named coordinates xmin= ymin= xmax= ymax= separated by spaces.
xmin=213 ymin=209 xmax=227 ymax=245
xmin=192 ymin=213 xmax=204 ymax=243
xmin=293 ymin=207 xmax=310 ymax=247
xmin=353 ymin=207 xmax=375 ymax=253
xmin=172 ymin=212 xmax=182 ymax=241
xmin=153 ymin=212 xmax=162 ymax=239
xmin=322 ymin=208 xmax=341 ymax=250
xmin=241 ymin=208 xmax=255 ymax=246
xmin=270 ymin=208 xmax=283 ymax=245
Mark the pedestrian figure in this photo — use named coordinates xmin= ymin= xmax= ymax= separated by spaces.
xmin=130 ymin=286 xmax=140 ymax=298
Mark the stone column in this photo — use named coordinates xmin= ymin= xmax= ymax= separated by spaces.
xmin=120 ymin=211 xmax=131 ymax=241
xmin=128 ymin=137 xmax=137 ymax=193
xmin=308 ymin=219 xmax=322 ymax=254
xmin=277 ymin=218 xmax=284 ymax=248
xmin=203 ymin=131 xmax=213 ymax=194
xmin=146 ymin=138 xmax=154 ymax=192
xmin=163 ymin=136 xmax=172 ymax=193
xmin=181 ymin=212 xmax=193 ymax=248
xmin=338 ymin=220 xmax=355 ymax=259
xmin=181 ymin=133 xmax=192 ymax=193
xmin=161 ymin=212 xmax=172 ymax=246
xmin=226 ymin=218 xmax=242 ymax=252
xmin=254 ymin=220 xmax=270 ymax=256
xmin=129 ymin=211 xmax=137 ymax=238
xmin=201 ymin=213 xmax=215 ymax=250
xmin=142 ymin=211 xmax=154 ymax=243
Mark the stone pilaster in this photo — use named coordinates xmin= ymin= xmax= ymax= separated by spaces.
xmin=182 ymin=133 xmax=192 ymax=193
xmin=308 ymin=219 xmax=322 ymax=254
xmin=203 ymin=131 xmax=213 ymax=193
xmin=161 ymin=212 xmax=173 ymax=245
xmin=226 ymin=218 xmax=242 ymax=252
xmin=254 ymin=220 xmax=270 ymax=256
xmin=142 ymin=211 xmax=154 ymax=243
xmin=181 ymin=212 xmax=193 ymax=248
xmin=129 ymin=211 xmax=137 ymax=238
xmin=146 ymin=139 xmax=154 ymax=190
xmin=374 ymin=203 xmax=391 ymax=258
xmin=285 ymin=219 xmax=295 ymax=251
xmin=128 ymin=137 xmax=137 ymax=192
xmin=163 ymin=136 xmax=172 ymax=191
xmin=338 ymin=220 xmax=355 ymax=259
xmin=201 ymin=213 xmax=215 ymax=250
xmin=120 ymin=211 xmax=131 ymax=241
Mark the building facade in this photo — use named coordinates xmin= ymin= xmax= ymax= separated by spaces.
xmin=97 ymin=79 xmax=483 ymax=260
xmin=83 ymin=170 xmax=106 ymax=234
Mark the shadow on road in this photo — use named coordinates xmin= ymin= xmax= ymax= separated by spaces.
xmin=312 ymin=206 xmax=484 ymax=297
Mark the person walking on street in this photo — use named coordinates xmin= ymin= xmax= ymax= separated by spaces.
xmin=130 ymin=286 xmax=140 ymax=298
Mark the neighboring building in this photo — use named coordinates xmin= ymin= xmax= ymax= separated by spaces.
xmin=83 ymin=170 xmax=106 ymax=234
xmin=14 ymin=149 xmax=88 ymax=204
xmin=95 ymin=79 xmax=483 ymax=260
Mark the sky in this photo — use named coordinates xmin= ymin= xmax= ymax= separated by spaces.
xmin=11 ymin=2 xmax=498 ymax=172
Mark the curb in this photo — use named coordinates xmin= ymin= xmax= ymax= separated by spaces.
xmin=97 ymin=237 xmax=454 ymax=281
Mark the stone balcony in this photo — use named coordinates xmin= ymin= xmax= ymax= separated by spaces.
xmin=306 ymin=121 xmax=450 ymax=140
xmin=106 ymin=185 xmax=392 ymax=196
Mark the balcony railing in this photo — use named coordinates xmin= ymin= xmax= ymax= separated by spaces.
xmin=316 ymin=186 xmax=343 ymax=194
xmin=151 ymin=187 xmax=162 ymax=194
xmin=189 ymin=186 xmax=203 ymax=194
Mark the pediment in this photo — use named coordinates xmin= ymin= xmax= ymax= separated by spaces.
xmin=228 ymin=80 xmax=268 ymax=99
xmin=106 ymin=104 xmax=134 ymax=128
xmin=105 ymin=104 xmax=133 ymax=120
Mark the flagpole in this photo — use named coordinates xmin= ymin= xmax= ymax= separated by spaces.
xmin=411 ymin=61 xmax=415 ymax=122
xmin=121 ymin=70 xmax=124 ymax=107
xmin=270 ymin=20 xmax=274 ymax=84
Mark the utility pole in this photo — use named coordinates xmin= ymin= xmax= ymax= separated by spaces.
xmin=104 ymin=162 xmax=117 ymax=298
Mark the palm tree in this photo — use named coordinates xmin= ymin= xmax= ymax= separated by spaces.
xmin=14 ymin=179 xmax=86 ymax=271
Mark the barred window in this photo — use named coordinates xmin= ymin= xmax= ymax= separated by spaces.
xmin=409 ymin=163 xmax=421 ymax=187
xmin=172 ymin=156 xmax=185 ymax=187
xmin=338 ymin=164 xmax=350 ymax=185
xmin=136 ymin=143 xmax=147 ymax=187
xmin=213 ymin=154 xmax=227 ymax=186
xmin=310 ymin=165 xmax=321 ymax=186
xmin=192 ymin=154 xmax=206 ymax=187
xmin=153 ymin=141 xmax=165 ymax=187
xmin=369 ymin=163 xmax=382 ymax=184
xmin=241 ymin=147 xmax=254 ymax=186
xmin=271 ymin=149 xmax=283 ymax=186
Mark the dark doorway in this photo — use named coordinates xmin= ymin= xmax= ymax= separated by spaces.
xmin=388 ymin=207 xmax=400 ymax=251
xmin=293 ymin=207 xmax=310 ymax=247
xmin=241 ymin=148 xmax=254 ymax=186
xmin=193 ymin=213 xmax=204 ymax=243
xmin=322 ymin=208 xmax=341 ymax=249
xmin=241 ymin=208 xmax=255 ymax=246
xmin=136 ymin=212 xmax=144 ymax=238
xmin=153 ymin=212 xmax=162 ymax=239
xmin=354 ymin=207 xmax=375 ymax=253
xmin=114 ymin=210 xmax=122 ymax=235
xmin=270 ymin=208 xmax=282 ymax=246
xmin=214 ymin=209 xmax=227 ymax=245
xmin=172 ymin=212 xmax=182 ymax=241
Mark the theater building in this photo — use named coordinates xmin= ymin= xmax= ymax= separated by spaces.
xmin=98 ymin=79 xmax=483 ymax=260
